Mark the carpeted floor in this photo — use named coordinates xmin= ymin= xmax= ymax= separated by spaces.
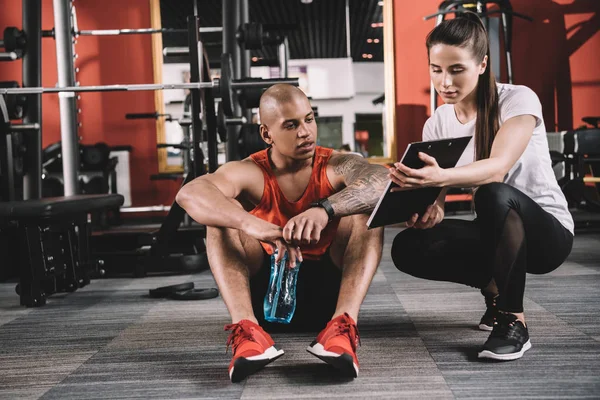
xmin=1 ymin=227 xmax=599 ymax=399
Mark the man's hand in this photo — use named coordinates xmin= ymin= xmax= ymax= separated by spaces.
xmin=243 ymin=217 xmax=303 ymax=267
xmin=282 ymin=207 xmax=329 ymax=246
xmin=405 ymin=203 xmax=444 ymax=229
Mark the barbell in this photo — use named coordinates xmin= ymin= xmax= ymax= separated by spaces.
xmin=41 ymin=27 xmax=223 ymax=38
xmin=0 ymin=53 xmax=298 ymax=118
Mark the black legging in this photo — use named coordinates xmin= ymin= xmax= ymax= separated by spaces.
xmin=391 ymin=182 xmax=573 ymax=313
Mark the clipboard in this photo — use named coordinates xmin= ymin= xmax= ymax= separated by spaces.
xmin=367 ymin=136 xmax=472 ymax=229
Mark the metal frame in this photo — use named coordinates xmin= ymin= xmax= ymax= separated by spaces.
xmin=374 ymin=0 xmax=397 ymax=166
xmin=149 ymin=0 xmax=298 ymax=171
xmin=53 ymin=0 xmax=79 ymax=196
xmin=0 ymin=82 xmax=216 ymax=95
xmin=239 ymin=0 xmax=253 ymax=124
xmin=22 ymin=0 xmax=42 ymax=200
xmin=75 ymin=27 xmax=222 ymax=36
xmin=223 ymin=0 xmax=242 ymax=161
xmin=278 ymin=36 xmax=289 ymax=78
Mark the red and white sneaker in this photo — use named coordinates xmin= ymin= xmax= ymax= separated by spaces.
xmin=306 ymin=313 xmax=360 ymax=378
xmin=224 ymin=319 xmax=284 ymax=383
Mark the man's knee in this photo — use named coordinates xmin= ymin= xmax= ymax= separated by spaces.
xmin=329 ymin=214 xmax=382 ymax=268
xmin=206 ymin=226 xmax=238 ymax=249
xmin=206 ymin=226 xmax=264 ymax=270
xmin=338 ymin=214 xmax=381 ymax=238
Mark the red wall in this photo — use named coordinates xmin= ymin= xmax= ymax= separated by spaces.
xmin=393 ymin=0 xmax=600 ymax=156
xmin=0 ymin=0 xmax=180 ymax=206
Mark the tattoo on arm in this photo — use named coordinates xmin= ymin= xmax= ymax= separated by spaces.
xmin=327 ymin=155 xmax=390 ymax=216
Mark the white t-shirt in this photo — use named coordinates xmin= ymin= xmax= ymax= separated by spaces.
xmin=423 ymin=83 xmax=574 ymax=234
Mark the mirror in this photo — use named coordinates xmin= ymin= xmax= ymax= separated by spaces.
xmin=150 ymin=0 xmax=397 ymax=173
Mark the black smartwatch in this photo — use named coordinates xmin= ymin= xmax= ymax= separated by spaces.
xmin=310 ymin=198 xmax=335 ymax=222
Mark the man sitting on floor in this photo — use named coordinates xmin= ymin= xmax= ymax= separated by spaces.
xmin=176 ymin=84 xmax=389 ymax=382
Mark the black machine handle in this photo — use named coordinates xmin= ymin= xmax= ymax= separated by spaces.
xmin=157 ymin=143 xmax=191 ymax=150
xmin=125 ymin=112 xmax=173 ymax=120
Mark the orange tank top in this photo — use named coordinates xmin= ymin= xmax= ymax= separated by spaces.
xmin=249 ymin=146 xmax=339 ymax=260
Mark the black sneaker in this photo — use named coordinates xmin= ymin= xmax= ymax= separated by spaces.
xmin=478 ymin=290 xmax=498 ymax=331
xmin=478 ymin=312 xmax=531 ymax=361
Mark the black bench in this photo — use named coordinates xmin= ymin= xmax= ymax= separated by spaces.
xmin=0 ymin=194 xmax=123 ymax=306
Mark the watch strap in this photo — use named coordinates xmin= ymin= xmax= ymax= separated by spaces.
xmin=310 ymin=198 xmax=335 ymax=221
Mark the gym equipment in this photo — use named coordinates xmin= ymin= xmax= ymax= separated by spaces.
xmin=217 ymin=101 xmax=246 ymax=142
xmin=237 ymin=83 xmax=267 ymax=110
xmin=236 ymin=22 xmax=298 ymax=50
xmin=22 ymin=0 xmax=43 ymax=201
xmin=148 ymin=281 xmax=219 ymax=301
xmin=43 ymin=27 xmax=223 ymax=37
xmin=0 ymin=194 xmax=124 ymax=307
xmin=547 ymin=128 xmax=600 ymax=230
xmin=41 ymin=141 xmax=119 ymax=198
xmin=6 ymin=2 xmax=296 ymax=197
xmin=0 ymin=95 xmax=40 ymax=202
xmin=0 ymin=27 xmax=27 ymax=51
xmin=125 ymin=112 xmax=173 ymax=121
xmin=0 ymin=58 xmax=298 ymax=121
xmin=425 ymin=0 xmax=532 ymax=111
xmin=124 ymin=112 xmax=195 ymax=175
xmin=42 ymin=1 xmax=221 ymax=39
xmin=0 ymin=78 xmax=292 ymax=94
xmin=219 ymin=53 xmax=236 ymax=116
xmin=89 ymin=16 xmax=220 ymax=277
xmin=149 ymin=281 xmax=194 ymax=298
xmin=0 ymin=27 xmax=27 ymax=60
xmin=168 ymin=288 xmax=219 ymax=301
xmin=0 ymin=81 xmax=28 ymax=120
xmin=238 ymin=124 xmax=268 ymax=159
xmin=582 ymin=116 xmax=600 ymax=129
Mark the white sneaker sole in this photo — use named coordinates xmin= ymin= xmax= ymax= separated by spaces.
xmin=306 ymin=343 xmax=359 ymax=378
xmin=478 ymin=340 xmax=532 ymax=361
xmin=229 ymin=346 xmax=284 ymax=382
xmin=478 ymin=323 xmax=493 ymax=331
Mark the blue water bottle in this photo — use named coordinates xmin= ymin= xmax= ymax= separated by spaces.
xmin=263 ymin=250 xmax=301 ymax=324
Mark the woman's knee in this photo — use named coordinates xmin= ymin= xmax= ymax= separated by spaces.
xmin=474 ymin=182 xmax=512 ymax=207
xmin=474 ymin=183 xmax=524 ymax=220
xmin=391 ymin=229 xmax=422 ymax=273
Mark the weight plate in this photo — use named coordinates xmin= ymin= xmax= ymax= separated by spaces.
xmin=149 ymin=281 xmax=195 ymax=298
xmin=220 ymin=53 xmax=236 ymax=117
xmin=216 ymin=101 xmax=227 ymax=143
xmin=168 ymin=288 xmax=219 ymax=301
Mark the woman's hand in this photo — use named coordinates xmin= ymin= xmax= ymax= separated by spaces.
xmin=389 ymin=152 xmax=448 ymax=191
xmin=405 ymin=203 xmax=445 ymax=230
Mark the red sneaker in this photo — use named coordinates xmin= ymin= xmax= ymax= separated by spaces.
xmin=224 ymin=320 xmax=284 ymax=383
xmin=306 ymin=313 xmax=360 ymax=377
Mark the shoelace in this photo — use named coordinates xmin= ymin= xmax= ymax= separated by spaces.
xmin=334 ymin=314 xmax=361 ymax=352
xmin=224 ymin=322 xmax=255 ymax=354
xmin=490 ymin=314 xmax=525 ymax=341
